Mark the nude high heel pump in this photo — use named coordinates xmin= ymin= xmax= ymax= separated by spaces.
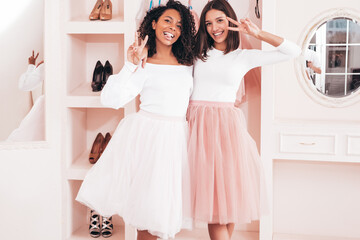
xmin=89 ymin=133 xmax=104 ymax=164
xmin=100 ymin=0 xmax=112 ymax=21
xmin=89 ymin=0 xmax=103 ymax=20
xmin=100 ymin=132 xmax=112 ymax=156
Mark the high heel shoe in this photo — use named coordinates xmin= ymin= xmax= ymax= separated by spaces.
xmin=91 ymin=61 xmax=104 ymax=92
xmin=89 ymin=210 xmax=101 ymax=238
xmin=100 ymin=0 xmax=112 ymax=21
xmin=101 ymin=216 xmax=113 ymax=238
xmin=102 ymin=61 xmax=113 ymax=88
xmin=89 ymin=0 xmax=103 ymax=20
xmin=100 ymin=132 xmax=112 ymax=156
xmin=89 ymin=133 xmax=104 ymax=164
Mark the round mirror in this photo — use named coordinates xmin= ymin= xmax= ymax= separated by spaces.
xmin=304 ymin=17 xmax=360 ymax=98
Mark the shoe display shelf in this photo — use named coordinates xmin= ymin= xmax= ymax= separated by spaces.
xmin=65 ymin=107 xmax=124 ymax=180
xmin=60 ymin=0 xmax=138 ymax=239
xmin=64 ymin=0 xmax=125 ymax=34
xmin=65 ymin=33 xmax=124 ymax=108
xmin=66 ymin=180 xmax=125 ymax=240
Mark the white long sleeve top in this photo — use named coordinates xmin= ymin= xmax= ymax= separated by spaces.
xmin=191 ymin=39 xmax=301 ymax=102
xmin=18 ymin=64 xmax=44 ymax=104
xmin=19 ymin=64 xmax=44 ymax=91
xmin=101 ymin=61 xmax=193 ymax=117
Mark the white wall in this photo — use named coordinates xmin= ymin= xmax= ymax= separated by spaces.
xmin=271 ymin=0 xmax=360 ymax=238
xmin=0 ymin=0 xmax=44 ymax=140
xmin=0 ymin=0 xmax=62 ymax=239
xmin=273 ymin=0 xmax=360 ymax=122
xmin=0 ymin=147 xmax=62 ymax=239
xmin=274 ymin=160 xmax=360 ymax=238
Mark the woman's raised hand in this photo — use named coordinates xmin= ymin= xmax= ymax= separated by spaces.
xmin=36 ymin=60 xmax=44 ymax=68
xmin=28 ymin=50 xmax=44 ymax=68
xmin=227 ymin=17 xmax=261 ymax=38
xmin=127 ymin=33 xmax=149 ymax=68
xmin=28 ymin=50 xmax=39 ymax=65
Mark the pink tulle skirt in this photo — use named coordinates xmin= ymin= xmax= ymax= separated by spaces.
xmin=187 ymin=100 xmax=267 ymax=224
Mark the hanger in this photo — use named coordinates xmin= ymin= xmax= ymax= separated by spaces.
xmin=255 ymin=0 xmax=261 ymax=19
xmin=149 ymin=0 xmax=153 ymax=11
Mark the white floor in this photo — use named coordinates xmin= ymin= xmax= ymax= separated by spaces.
xmin=69 ymin=225 xmax=360 ymax=240
xmin=175 ymin=229 xmax=258 ymax=240
xmin=273 ymin=233 xmax=360 ymax=240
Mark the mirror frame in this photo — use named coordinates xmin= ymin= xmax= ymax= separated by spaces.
xmin=295 ymin=8 xmax=360 ymax=107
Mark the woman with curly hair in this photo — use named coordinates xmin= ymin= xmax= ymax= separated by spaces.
xmin=76 ymin=1 xmax=196 ymax=239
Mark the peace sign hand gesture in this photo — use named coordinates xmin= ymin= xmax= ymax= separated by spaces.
xmin=28 ymin=50 xmax=44 ymax=68
xmin=28 ymin=50 xmax=39 ymax=65
xmin=127 ymin=33 xmax=149 ymax=68
xmin=227 ymin=17 xmax=261 ymax=38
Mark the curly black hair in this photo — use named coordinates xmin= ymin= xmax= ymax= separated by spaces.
xmin=138 ymin=0 xmax=196 ymax=66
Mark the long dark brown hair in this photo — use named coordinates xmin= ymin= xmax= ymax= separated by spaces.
xmin=138 ymin=0 xmax=196 ymax=65
xmin=194 ymin=0 xmax=240 ymax=61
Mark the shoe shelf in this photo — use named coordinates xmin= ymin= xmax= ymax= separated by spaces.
xmin=67 ymin=224 xmax=125 ymax=240
xmin=65 ymin=0 xmax=124 ymax=22
xmin=67 ymin=150 xmax=93 ymax=180
xmin=66 ymin=96 xmax=104 ymax=108
xmin=61 ymin=0 xmax=138 ymax=239
xmin=66 ymin=33 xmax=124 ymax=106
xmin=66 ymin=180 xmax=125 ymax=240
xmin=65 ymin=20 xmax=127 ymax=34
xmin=66 ymin=82 xmax=104 ymax=108
xmin=65 ymin=108 xmax=124 ymax=169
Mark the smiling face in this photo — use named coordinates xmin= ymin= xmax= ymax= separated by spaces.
xmin=152 ymin=9 xmax=182 ymax=47
xmin=205 ymin=9 xmax=229 ymax=50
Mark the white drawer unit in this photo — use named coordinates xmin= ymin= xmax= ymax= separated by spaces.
xmin=280 ymin=133 xmax=336 ymax=155
xmin=347 ymin=135 xmax=360 ymax=156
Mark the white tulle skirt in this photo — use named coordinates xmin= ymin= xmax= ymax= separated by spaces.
xmin=76 ymin=110 xmax=191 ymax=239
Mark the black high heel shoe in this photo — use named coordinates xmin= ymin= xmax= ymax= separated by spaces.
xmin=102 ymin=60 xmax=113 ymax=88
xmin=91 ymin=61 xmax=104 ymax=92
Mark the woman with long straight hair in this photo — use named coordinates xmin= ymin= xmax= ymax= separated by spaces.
xmin=188 ymin=0 xmax=301 ymax=239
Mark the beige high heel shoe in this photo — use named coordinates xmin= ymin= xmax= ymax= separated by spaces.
xmin=89 ymin=133 xmax=104 ymax=164
xmin=100 ymin=0 xmax=112 ymax=21
xmin=89 ymin=0 xmax=103 ymax=20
